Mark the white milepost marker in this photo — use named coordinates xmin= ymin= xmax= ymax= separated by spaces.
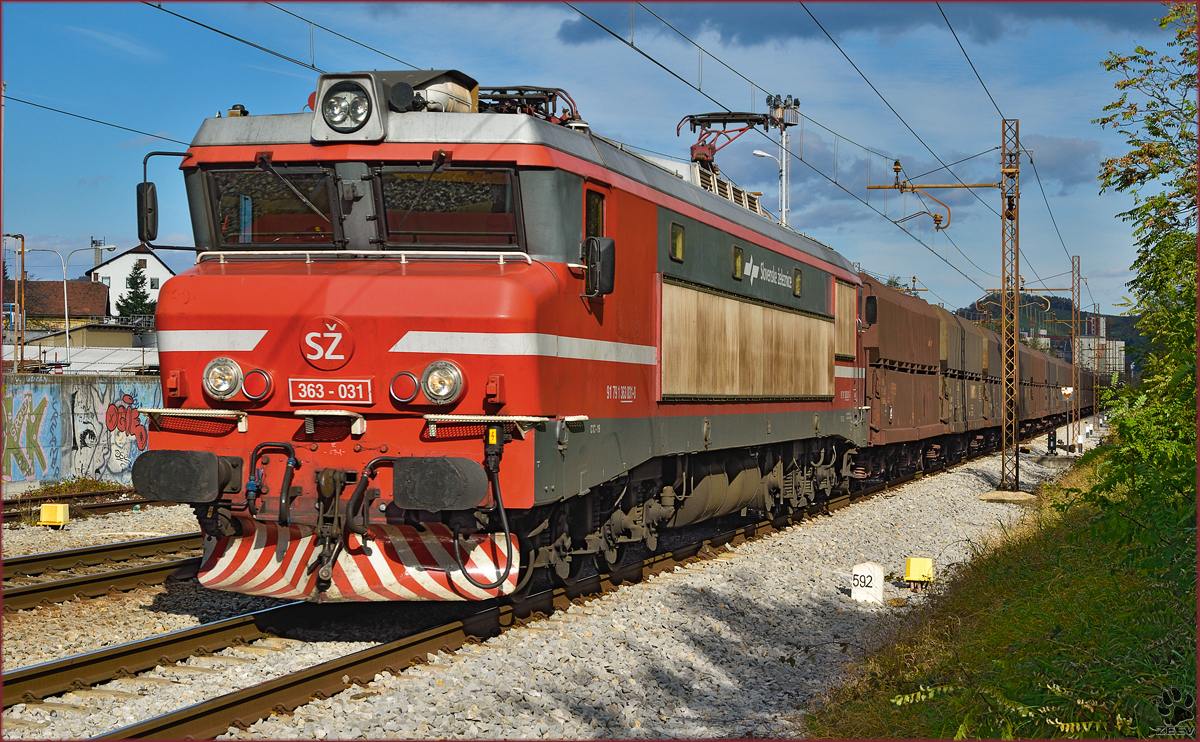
xmin=851 ymin=561 xmax=884 ymax=604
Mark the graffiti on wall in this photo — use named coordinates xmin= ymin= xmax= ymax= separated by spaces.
xmin=64 ymin=379 xmax=161 ymax=487
xmin=3 ymin=385 xmax=62 ymax=483
xmin=3 ymin=376 xmax=161 ymax=489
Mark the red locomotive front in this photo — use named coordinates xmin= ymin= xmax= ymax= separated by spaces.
xmin=133 ymin=69 xmax=870 ymax=602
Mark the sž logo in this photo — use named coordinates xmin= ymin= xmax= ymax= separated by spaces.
xmin=299 ymin=316 xmax=355 ymax=371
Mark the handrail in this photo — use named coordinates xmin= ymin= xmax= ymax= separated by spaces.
xmin=197 ymin=250 xmax=533 ymax=266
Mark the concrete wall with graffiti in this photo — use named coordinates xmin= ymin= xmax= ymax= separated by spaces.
xmin=3 ymin=374 xmax=160 ymax=493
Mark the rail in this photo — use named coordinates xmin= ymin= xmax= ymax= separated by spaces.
xmin=3 ymin=533 xmax=203 ymax=581
xmin=2 ymin=558 xmax=201 ymax=612
xmin=1 ymin=490 xmax=156 ymax=519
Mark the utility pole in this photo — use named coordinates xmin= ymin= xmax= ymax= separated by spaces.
xmin=3 ymin=233 xmax=27 ymax=370
xmin=1071 ymin=256 xmax=1081 ymax=451
xmin=998 ymin=119 xmax=1021 ymax=490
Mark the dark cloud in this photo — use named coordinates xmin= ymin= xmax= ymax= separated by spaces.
xmin=559 ymin=2 xmax=1166 ymax=47
xmin=1021 ymin=134 xmax=1103 ymax=195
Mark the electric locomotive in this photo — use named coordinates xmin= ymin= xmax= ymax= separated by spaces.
xmin=132 ymin=69 xmax=1090 ymax=603
xmin=131 ymin=69 xmax=868 ymax=602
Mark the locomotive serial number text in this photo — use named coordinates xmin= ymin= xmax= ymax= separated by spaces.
xmin=289 ymin=378 xmax=373 ymax=405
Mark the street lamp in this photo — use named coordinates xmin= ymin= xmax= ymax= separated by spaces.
xmin=753 ymin=149 xmax=785 ymax=227
xmin=28 ymin=245 xmax=113 ymax=364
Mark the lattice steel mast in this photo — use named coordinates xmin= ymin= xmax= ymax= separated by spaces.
xmin=999 ymin=120 xmax=1020 ymax=490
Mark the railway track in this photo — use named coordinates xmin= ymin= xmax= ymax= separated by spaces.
xmin=5 ymin=482 xmax=872 ymax=738
xmin=2 ymin=533 xmax=203 ymax=612
xmin=3 ymin=431 xmax=1080 ymax=738
xmin=3 ymin=489 xmax=158 ymax=519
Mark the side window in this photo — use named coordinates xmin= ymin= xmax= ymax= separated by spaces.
xmin=732 ymin=246 xmax=744 ymax=280
xmin=585 ymin=190 xmax=605 ymax=239
xmin=137 ymin=259 xmax=147 ymax=269
xmin=150 ymin=278 xmax=160 ymax=290
xmin=669 ymin=223 xmax=685 ymax=262
xmin=100 ymin=276 xmax=111 ymax=287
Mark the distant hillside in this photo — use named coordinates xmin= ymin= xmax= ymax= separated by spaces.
xmin=955 ymin=293 xmax=1143 ymax=350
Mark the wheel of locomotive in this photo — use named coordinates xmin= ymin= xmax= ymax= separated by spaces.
xmin=596 ymin=543 xmax=626 ymax=574
xmin=550 ymin=551 xmax=585 ymax=587
xmin=547 ymin=500 xmax=585 ymax=587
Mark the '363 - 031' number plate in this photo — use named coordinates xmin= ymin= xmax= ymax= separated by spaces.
xmin=289 ymin=378 xmax=373 ymax=404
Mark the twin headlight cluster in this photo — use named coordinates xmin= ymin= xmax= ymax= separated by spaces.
xmin=321 ymin=81 xmax=372 ymax=134
xmin=201 ymin=357 xmax=463 ymax=406
xmin=390 ymin=361 xmax=463 ymax=405
xmin=202 ymin=358 xmax=272 ymax=401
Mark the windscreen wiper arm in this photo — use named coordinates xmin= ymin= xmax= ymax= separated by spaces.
xmin=392 ymin=150 xmax=449 ymax=234
xmin=256 ymin=154 xmax=332 ymax=223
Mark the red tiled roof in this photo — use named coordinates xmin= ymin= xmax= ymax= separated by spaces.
xmin=2 ymin=280 xmax=110 ymax=317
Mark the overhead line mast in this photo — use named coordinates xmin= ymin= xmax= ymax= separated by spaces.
xmin=870 ymin=119 xmax=1028 ymax=491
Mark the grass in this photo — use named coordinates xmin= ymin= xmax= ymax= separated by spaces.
xmin=5 ymin=477 xmax=132 ymax=527
xmin=12 ymin=476 xmax=127 ymax=498
xmin=802 ymin=454 xmax=1197 ymax=739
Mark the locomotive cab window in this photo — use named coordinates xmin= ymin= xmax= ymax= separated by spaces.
xmin=379 ymin=168 xmax=517 ymax=246
xmin=669 ymin=222 xmax=685 ymax=262
xmin=585 ymin=190 xmax=605 ymax=239
xmin=209 ymin=167 xmax=336 ymax=247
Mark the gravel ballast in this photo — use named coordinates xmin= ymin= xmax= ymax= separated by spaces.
xmin=2 ymin=505 xmax=199 ymax=558
xmin=1 ymin=417 xmax=1104 ymax=740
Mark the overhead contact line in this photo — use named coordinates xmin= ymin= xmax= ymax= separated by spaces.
xmin=566 ymin=3 xmax=990 ymax=291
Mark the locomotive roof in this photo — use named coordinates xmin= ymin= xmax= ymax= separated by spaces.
xmin=192 ymin=112 xmax=854 ymax=273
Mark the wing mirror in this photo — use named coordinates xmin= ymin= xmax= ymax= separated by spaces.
xmin=137 ymin=181 xmax=158 ymax=243
xmin=583 ymin=236 xmax=616 ymax=298
xmin=864 ymin=295 xmax=878 ymax=326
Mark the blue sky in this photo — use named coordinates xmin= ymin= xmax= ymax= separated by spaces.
xmin=1 ymin=2 xmax=1172 ymax=312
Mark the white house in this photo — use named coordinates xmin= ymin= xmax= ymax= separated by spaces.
xmin=87 ymin=245 xmax=176 ymax=316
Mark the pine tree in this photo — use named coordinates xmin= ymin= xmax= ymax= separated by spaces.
xmin=116 ymin=261 xmax=157 ymax=316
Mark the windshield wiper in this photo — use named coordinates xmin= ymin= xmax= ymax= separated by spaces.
xmin=392 ymin=150 xmax=449 ymax=234
xmin=256 ymin=154 xmax=332 ymax=224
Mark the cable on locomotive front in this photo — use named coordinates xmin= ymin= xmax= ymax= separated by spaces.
xmin=452 ymin=423 xmax=515 ymax=591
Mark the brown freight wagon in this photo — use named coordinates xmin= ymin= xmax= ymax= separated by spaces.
xmin=858 ymin=273 xmax=943 ymax=445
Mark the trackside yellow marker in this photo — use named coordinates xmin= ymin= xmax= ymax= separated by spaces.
xmin=38 ymin=504 xmax=69 ymax=528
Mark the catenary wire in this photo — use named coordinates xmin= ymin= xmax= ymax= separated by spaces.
xmin=567 ymin=3 xmax=989 ymax=290
xmin=1 ymin=95 xmax=190 ymax=145
xmin=936 ymin=3 xmax=1004 ymax=119
xmin=628 ymin=2 xmax=892 ymax=158
xmin=932 ymin=2 xmax=1065 ymax=294
xmin=800 ymin=2 xmax=1000 ymax=221
xmin=1027 ymin=155 xmax=1077 ymax=267
xmin=264 ymin=2 xmax=419 ymax=71
xmin=909 ymin=147 xmax=999 ymax=181
xmin=144 ymin=2 xmax=325 ymax=73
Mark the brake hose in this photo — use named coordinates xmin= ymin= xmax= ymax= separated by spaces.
xmin=452 ymin=469 xmax=515 ymax=591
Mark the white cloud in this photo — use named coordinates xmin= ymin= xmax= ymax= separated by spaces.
xmin=68 ymin=26 xmax=162 ymax=60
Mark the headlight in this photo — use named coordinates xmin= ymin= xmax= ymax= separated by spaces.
xmin=203 ymin=357 xmax=243 ymax=400
xmin=421 ymin=361 xmax=463 ymax=405
xmin=322 ymin=81 xmax=371 ymax=133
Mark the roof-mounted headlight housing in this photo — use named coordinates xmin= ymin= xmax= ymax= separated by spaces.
xmin=310 ymin=73 xmax=386 ymax=143
xmin=322 ymin=81 xmax=371 ymax=133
